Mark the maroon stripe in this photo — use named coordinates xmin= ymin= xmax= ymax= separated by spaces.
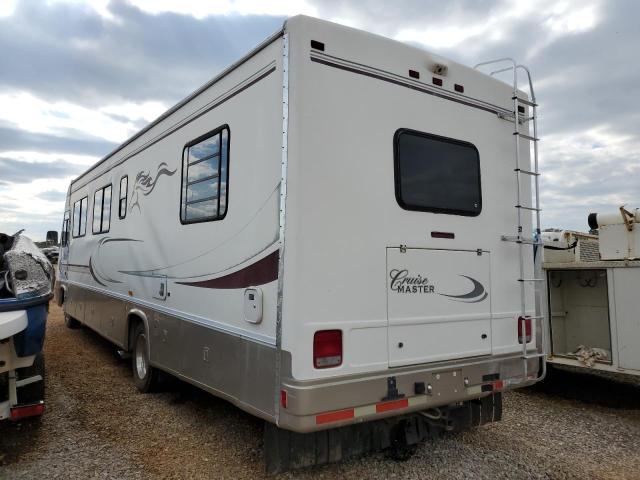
xmin=176 ymin=251 xmax=279 ymax=289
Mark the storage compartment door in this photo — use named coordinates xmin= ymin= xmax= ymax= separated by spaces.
xmin=613 ymin=268 xmax=640 ymax=371
xmin=387 ymin=248 xmax=492 ymax=367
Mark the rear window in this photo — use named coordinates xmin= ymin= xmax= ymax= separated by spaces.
xmin=394 ymin=129 xmax=481 ymax=217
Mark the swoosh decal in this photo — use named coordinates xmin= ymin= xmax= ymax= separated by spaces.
xmin=438 ymin=275 xmax=488 ymax=303
xmin=176 ymin=251 xmax=279 ymax=289
xmin=88 ymin=256 xmax=107 ymax=287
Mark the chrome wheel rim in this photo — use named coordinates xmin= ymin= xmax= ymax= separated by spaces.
xmin=135 ymin=334 xmax=148 ymax=379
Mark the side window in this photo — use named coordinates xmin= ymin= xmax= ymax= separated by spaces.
xmin=72 ymin=196 xmax=88 ymax=238
xmin=119 ymin=175 xmax=128 ymax=219
xmin=180 ymin=125 xmax=229 ymax=224
xmin=61 ymin=210 xmax=70 ymax=246
xmin=394 ymin=129 xmax=482 ymax=217
xmin=92 ymin=184 xmax=112 ymax=234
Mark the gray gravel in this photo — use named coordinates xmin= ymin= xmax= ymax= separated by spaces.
xmin=2 ymin=302 xmax=640 ymax=479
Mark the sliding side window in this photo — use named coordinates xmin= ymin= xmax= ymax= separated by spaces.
xmin=72 ymin=196 xmax=88 ymax=238
xmin=92 ymin=184 xmax=112 ymax=234
xmin=394 ymin=129 xmax=481 ymax=217
xmin=180 ymin=125 xmax=229 ymax=224
xmin=119 ymin=175 xmax=128 ymax=219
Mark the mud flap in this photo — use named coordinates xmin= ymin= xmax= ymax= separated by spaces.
xmin=264 ymin=419 xmax=396 ymax=475
xmin=446 ymin=392 xmax=502 ymax=432
xmin=264 ymin=393 xmax=502 ymax=474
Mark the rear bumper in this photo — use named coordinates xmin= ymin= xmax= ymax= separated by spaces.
xmin=278 ymin=353 xmax=540 ymax=432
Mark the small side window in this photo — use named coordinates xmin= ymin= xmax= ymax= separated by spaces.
xmin=61 ymin=210 xmax=70 ymax=246
xmin=72 ymin=196 xmax=88 ymax=238
xmin=119 ymin=175 xmax=128 ymax=219
xmin=92 ymin=184 xmax=112 ymax=234
xmin=180 ymin=125 xmax=230 ymax=224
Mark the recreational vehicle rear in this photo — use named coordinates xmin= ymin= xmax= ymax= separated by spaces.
xmin=56 ymin=16 xmax=545 ymax=471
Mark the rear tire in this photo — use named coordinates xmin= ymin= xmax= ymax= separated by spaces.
xmin=64 ymin=313 xmax=81 ymax=329
xmin=131 ymin=323 xmax=158 ymax=393
xmin=16 ymin=352 xmax=45 ymax=405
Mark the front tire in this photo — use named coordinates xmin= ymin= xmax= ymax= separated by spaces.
xmin=131 ymin=323 xmax=158 ymax=393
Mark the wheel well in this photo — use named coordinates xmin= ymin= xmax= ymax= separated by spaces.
xmin=127 ymin=313 xmax=144 ymax=351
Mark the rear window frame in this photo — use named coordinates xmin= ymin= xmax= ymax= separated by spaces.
xmin=393 ymin=128 xmax=482 ymax=217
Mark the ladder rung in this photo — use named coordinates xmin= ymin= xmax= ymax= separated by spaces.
xmin=514 ymin=168 xmax=540 ymax=176
xmin=501 ymin=235 xmax=541 ymax=245
xmin=515 ymin=205 xmax=541 ymax=212
xmin=518 ymin=278 xmax=544 ymax=282
xmin=513 ymin=132 xmax=539 ymax=142
xmin=512 ymin=96 xmax=537 ymax=107
xmin=523 ymin=352 xmax=545 ymax=359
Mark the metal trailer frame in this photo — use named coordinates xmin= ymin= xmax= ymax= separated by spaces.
xmin=544 ymin=259 xmax=640 ymax=377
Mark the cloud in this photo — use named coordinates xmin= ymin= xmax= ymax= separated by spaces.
xmin=0 ymin=0 xmax=285 ymax=107
xmin=0 ymin=126 xmax=117 ymax=157
xmin=37 ymin=190 xmax=69 ymax=202
xmin=0 ymin=157 xmax=85 ymax=184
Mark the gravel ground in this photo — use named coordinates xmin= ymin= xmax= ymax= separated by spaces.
xmin=1 ymin=302 xmax=640 ymax=479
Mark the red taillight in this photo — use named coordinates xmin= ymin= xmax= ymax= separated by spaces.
xmin=313 ymin=330 xmax=342 ymax=369
xmin=518 ymin=316 xmax=532 ymax=344
xmin=280 ymin=390 xmax=288 ymax=409
xmin=10 ymin=402 xmax=44 ymax=421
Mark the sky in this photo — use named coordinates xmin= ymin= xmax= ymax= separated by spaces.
xmin=0 ymin=0 xmax=638 ymax=240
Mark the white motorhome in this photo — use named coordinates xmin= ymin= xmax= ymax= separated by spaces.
xmin=543 ymin=208 xmax=640 ymax=377
xmin=56 ymin=16 xmax=545 ymax=471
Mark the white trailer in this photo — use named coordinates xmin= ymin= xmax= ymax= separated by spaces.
xmin=56 ymin=16 xmax=545 ymax=471
xmin=544 ymin=208 xmax=640 ymax=377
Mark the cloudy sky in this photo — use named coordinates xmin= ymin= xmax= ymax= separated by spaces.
xmin=0 ymin=0 xmax=638 ymax=240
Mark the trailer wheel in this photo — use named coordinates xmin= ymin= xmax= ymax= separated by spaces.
xmin=131 ymin=323 xmax=158 ymax=393
xmin=16 ymin=352 xmax=45 ymax=405
xmin=64 ymin=313 xmax=81 ymax=329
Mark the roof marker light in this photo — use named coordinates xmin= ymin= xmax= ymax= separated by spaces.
xmin=409 ymin=69 xmax=420 ymax=79
xmin=432 ymin=77 xmax=443 ymax=87
xmin=454 ymin=84 xmax=464 ymax=93
xmin=310 ymin=40 xmax=325 ymax=51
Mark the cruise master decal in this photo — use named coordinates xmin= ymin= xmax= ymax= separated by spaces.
xmin=389 ymin=269 xmax=488 ymax=303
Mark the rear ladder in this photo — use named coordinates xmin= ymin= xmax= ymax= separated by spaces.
xmin=475 ymin=58 xmax=547 ymax=382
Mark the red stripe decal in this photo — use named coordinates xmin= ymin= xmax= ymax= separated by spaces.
xmin=316 ymin=408 xmax=355 ymax=425
xmin=376 ymin=398 xmax=409 ymax=413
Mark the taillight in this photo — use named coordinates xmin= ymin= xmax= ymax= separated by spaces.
xmin=313 ymin=330 xmax=342 ymax=368
xmin=10 ymin=402 xmax=44 ymax=421
xmin=518 ymin=316 xmax=532 ymax=344
xmin=280 ymin=390 xmax=288 ymax=409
